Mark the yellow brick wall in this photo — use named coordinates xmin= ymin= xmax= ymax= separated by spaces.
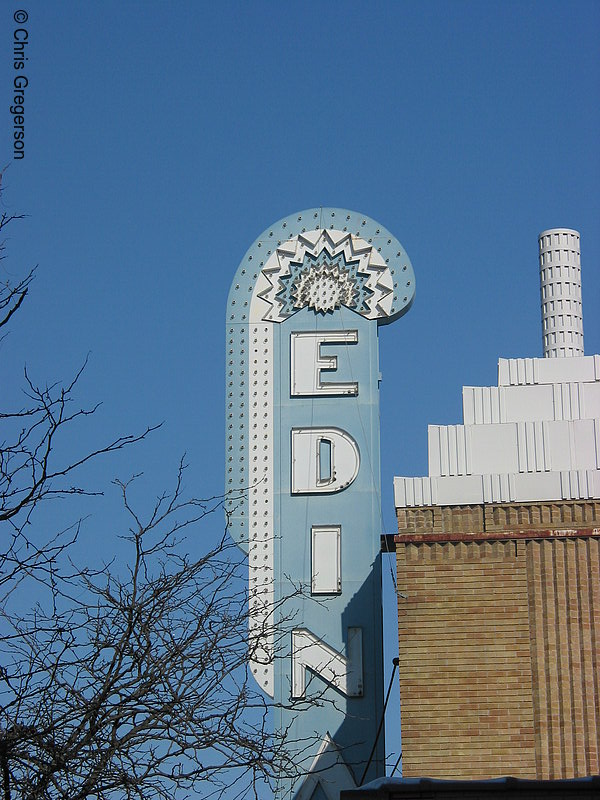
xmin=396 ymin=500 xmax=600 ymax=537
xmin=397 ymin=540 xmax=536 ymax=779
xmin=527 ymin=537 xmax=600 ymax=778
xmin=396 ymin=528 xmax=600 ymax=780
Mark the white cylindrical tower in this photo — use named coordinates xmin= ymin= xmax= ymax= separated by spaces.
xmin=538 ymin=228 xmax=584 ymax=358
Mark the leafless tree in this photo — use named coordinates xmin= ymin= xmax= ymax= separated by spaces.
xmin=0 ymin=202 xmax=300 ymax=799
xmin=0 ymin=206 xmax=157 ymax=600
xmin=1 ymin=468 xmax=295 ymax=800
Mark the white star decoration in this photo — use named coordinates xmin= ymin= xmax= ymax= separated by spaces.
xmin=250 ymin=229 xmax=395 ymax=324
xmin=291 ymin=262 xmax=357 ymax=313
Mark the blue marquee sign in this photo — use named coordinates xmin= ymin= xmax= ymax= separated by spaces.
xmin=226 ymin=208 xmax=415 ymax=798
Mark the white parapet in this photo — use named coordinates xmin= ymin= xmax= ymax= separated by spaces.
xmin=463 ymin=356 xmax=600 ymax=425
xmin=394 ymin=230 xmax=597 ymax=510
xmin=428 ymin=419 xmax=599 ymax=477
xmin=395 ymin=356 xmax=600 ymax=509
xmin=538 ymin=228 xmax=584 ymax=358
xmin=394 ymin=470 xmax=600 ymax=507
xmin=497 ymin=354 xmax=600 ymax=386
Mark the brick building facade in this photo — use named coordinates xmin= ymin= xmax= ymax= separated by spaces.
xmin=394 ymin=502 xmax=599 ymax=779
xmin=392 ymin=230 xmax=599 ymax=781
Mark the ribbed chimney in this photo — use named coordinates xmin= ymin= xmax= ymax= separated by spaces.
xmin=538 ymin=228 xmax=584 ymax=357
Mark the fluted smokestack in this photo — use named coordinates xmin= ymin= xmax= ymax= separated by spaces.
xmin=538 ymin=228 xmax=584 ymax=358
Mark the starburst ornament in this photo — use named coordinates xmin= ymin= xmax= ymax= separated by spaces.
xmin=290 ymin=261 xmax=358 ymax=314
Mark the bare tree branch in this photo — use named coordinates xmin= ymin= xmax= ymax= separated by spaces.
xmin=1 ymin=472 xmax=304 ymax=799
xmin=0 ymin=196 xmax=313 ymax=800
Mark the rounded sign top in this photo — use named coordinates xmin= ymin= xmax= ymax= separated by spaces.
xmin=227 ymin=207 xmax=415 ymax=327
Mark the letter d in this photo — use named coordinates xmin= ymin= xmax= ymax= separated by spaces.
xmin=291 ymin=427 xmax=360 ymax=494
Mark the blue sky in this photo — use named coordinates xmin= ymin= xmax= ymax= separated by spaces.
xmin=1 ymin=0 xmax=599 ymax=786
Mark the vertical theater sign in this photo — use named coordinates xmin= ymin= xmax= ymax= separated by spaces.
xmin=226 ymin=208 xmax=415 ymax=798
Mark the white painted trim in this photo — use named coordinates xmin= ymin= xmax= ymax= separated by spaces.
xmin=291 ymin=628 xmax=363 ymax=699
xmin=248 ymin=323 xmax=275 ymax=697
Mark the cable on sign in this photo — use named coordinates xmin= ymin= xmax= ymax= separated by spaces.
xmin=358 ymin=657 xmax=399 ymax=786
xmin=381 ymin=528 xmax=399 ymax=593
xmin=389 ymin=750 xmax=402 ymax=778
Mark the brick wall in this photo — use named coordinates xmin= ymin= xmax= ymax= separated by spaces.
xmin=396 ymin=501 xmax=600 ymax=538
xmin=527 ymin=538 xmax=600 ymax=777
xmin=397 ymin=540 xmax=536 ymax=778
xmin=395 ymin=501 xmax=600 ymax=779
